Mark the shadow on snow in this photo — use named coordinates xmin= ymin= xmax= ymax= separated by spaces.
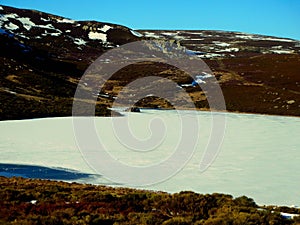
xmin=0 ymin=163 xmax=96 ymax=180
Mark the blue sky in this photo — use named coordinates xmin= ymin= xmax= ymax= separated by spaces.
xmin=1 ymin=0 xmax=300 ymax=40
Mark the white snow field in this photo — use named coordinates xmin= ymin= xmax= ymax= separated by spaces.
xmin=0 ymin=110 xmax=299 ymax=206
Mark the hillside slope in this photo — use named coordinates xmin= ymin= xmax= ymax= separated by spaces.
xmin=0 ymin=5 xmax=299 ymax=120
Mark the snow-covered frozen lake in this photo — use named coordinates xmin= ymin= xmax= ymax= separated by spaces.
xmin=0 ymin=109 xmax=299 ymax=206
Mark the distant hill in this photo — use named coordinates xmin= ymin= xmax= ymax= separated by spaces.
xmin=1 ymin=5 xmax=299 ymax=120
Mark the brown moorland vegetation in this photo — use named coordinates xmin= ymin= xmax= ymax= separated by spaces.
xmin=0 ymin=176 xmax=299 ymax=224
xmin=1 ymin=5 xmax=299 ymax=120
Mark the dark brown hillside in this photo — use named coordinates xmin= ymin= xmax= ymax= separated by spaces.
xmin=0 ymin=5 xmax=299 ymax=120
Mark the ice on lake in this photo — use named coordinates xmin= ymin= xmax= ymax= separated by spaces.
xmin=0 ymin=109 xmax=299 ymax=206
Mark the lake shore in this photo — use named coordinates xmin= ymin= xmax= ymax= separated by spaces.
xmin=0 ymin=176 xmax=299 ymax=224
xmin=1 ymin=110 xmax=299 ymax=207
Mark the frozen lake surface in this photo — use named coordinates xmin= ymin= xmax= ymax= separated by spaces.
xmin=0 ymin=109 xmax=299 ymax=206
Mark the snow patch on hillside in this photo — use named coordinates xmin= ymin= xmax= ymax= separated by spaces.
xmin=143 ymin=32 xmax=161 ymax=39
xmin=264 ymin=37 xmax=295 ymax=42
xmin=188 ymin=32 xmax=204 ymax=35
xmin=37 ymin=24 xmax=57 ymax=30
xmin=41 ymin=30 xmax=61 ymax=37
xmin=161 ymin=32 xmax=185 ymax=40
xmin=18 ymin=33 xmax=29 ymax=39
xmin=17 ymin=17 xmax=36 ymax=30
xmin=173 ymin=35 xmax=185 ymax=40
xmin=49 ymin=32 xmax=61 ymax=36
xmin=236 ymin=34 xmax=295 ymax=42
xmin=88 ymin=31 xmax=107 ymax=42
xmin=189 ymin=38 xmax=204 ymax=41
xmin=180 ymin=72 xmax=213 ymax=87
xmin=0 ymin=13 xmax=62 ymax=36
xmin=4 ymin=22 xmax=18 ymax=30
xmin=74 ymin=38 xmax=86 ymax=45
xmin=161 ymin=32 xmax=176 ymax=36
xmin=199 ymin=53 xmax=224 ymax=59
xmin=41 ymin=17 xmax=50 ymax=22
xmin=98 ymin=25 xmax=111 ymax=32
xmin=194 ymin=72 xmax=213 ymax=84
xmin=217 ymin=47 xmax=239 ymax=52
xmin=56 ymin=18 xmax=75 ymax=24
xmin=1 ymin=13 xmax=18 ymax=20
xmin=130 ymin=30 xmax=143 ymax=37
xmin=213 ymin=41 xmax=231 ymax=47
xmin=271 ymin=49 xmax=294 ymax=54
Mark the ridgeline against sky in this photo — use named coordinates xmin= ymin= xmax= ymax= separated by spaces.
xmin=1 ymin=0 xmax=299 ymax=40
